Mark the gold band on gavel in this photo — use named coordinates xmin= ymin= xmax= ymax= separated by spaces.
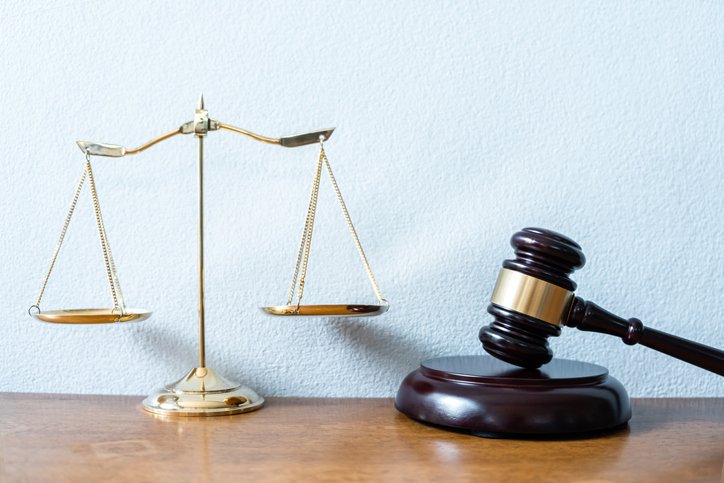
xmin=490 ymin=268 xmax=574 ymax=326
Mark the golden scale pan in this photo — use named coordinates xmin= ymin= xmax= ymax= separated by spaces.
xmin=30 ymin=96 xmax=387 ymax=325
xmin=32 ymin=309 xmax=152 ymax=324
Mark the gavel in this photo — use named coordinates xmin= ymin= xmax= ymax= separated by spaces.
xmin=479 ymin=227 xmax=724 ymax=376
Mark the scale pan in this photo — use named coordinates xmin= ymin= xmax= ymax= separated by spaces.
xmin=261 ymin=304 xmax=388 ymax=317
xmin=31 ymin=308 xmax=152 ymax=324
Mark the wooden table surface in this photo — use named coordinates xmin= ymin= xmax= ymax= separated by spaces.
xmin=0 ymin=394 xmax=722 ymax=482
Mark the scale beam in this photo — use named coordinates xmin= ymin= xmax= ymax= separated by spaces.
xmin=77 ymin=122 xmax=334 ymax=157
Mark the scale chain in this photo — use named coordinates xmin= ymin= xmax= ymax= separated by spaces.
xmin=31 ymin=166 xmax=88 ymax=311
xmin=85 ymin=154 xmax=124 ymax=314
xmin=286 ymin=140 xmax=385 ymax=307
xmin=86 ymin=159 xmax=126 ymax=311
xmin=31 ymin=155 xmax=126 ymax=315
xmin=287 ymin=147 xmax=324 ymax=306
xmin=296 ymin=150 xmax=324 ymax=306
xmin=320 ymin=145 xmax=384 ymax=303
xmin=92 ymin=177 xmax=126 ymax=312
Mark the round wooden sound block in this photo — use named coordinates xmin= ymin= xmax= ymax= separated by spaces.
xmin=395 ymin=356 xmax=631 ymax=438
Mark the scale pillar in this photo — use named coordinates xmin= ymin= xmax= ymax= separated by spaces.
xmin=142 ymin=97 xmax=264 ymax=416
xmin=196 ymin=94 xmax=207 ymax=369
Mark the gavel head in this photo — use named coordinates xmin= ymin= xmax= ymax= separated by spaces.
xmin=479 ymin=228 xmax=586 ymax=369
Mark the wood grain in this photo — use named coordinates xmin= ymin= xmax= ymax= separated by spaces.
xmin=0 ymin=394 xmax=722 ymax=482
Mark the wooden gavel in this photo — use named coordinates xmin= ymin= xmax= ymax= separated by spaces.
xmin=479 ymin=227 xmax=724 ymax=376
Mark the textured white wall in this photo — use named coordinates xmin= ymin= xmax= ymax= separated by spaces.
xmin=1 ymin=1 xmax=722 ymax=397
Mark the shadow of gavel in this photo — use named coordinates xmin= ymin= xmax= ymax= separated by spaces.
xmin=479 ymin=228 xmax=724 ymax=376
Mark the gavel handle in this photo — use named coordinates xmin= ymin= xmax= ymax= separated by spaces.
xmin=566 ymin=297 xmax=724 ymax=377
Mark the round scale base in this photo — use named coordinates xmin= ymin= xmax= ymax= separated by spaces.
xmin=142 ymin=367 xmax=264 ymax=417
xmin=396 ymin=356 xmax=631 ymax=438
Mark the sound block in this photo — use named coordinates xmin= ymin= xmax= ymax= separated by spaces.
xmin=395 ymin=356 xmax=631 ymax=438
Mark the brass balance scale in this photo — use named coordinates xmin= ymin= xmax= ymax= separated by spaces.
xmin=28 ymin=97 xmax=388 ymax=416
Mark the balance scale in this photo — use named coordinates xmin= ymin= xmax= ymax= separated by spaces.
xmin=29 ymin=96 xmax=388 ymax=417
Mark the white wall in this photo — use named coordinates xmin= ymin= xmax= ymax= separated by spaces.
xmin=1 ymin=1 xmax=722 ymax=397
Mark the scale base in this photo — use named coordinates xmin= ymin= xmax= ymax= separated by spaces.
xmin=395 ymin=355 xmax=631 ymax=438
xmin=142 ymin=367 xmax=264 ymax=417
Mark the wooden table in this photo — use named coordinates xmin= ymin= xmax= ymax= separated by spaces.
xmin=0 ymin=394 xmax=722 ymax=482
